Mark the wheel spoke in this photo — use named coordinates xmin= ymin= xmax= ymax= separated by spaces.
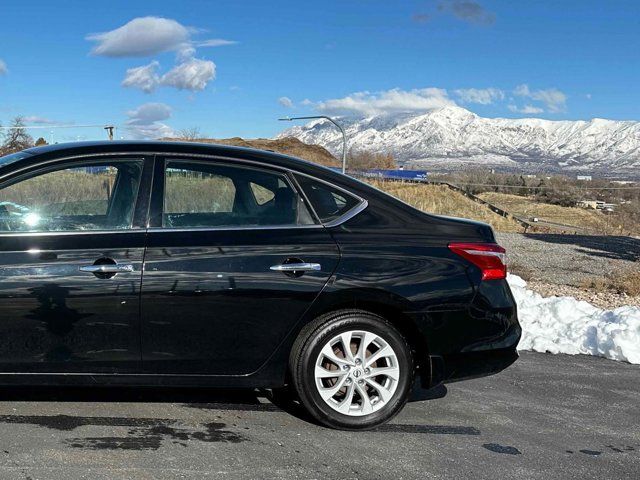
xmin=354 ymin=382 xmax=374 ymax=415
xmin=339 ymin=332 xmax=355 ymax=363
xmin=320 ymin=344 xmax=350 ymax=368
xmin=335 ymin=382 xmax=356 ymax=414
xmin=315 ymin=365 xmax=346 ymax=379
xmin=366 ymin=365 xmax=399 ymax=381
xmin=357 ymin=331 xmax=376 ymax=363
xmin=365 ymin=378 xmax=393 ymax=403
xmin=317 ymin=375 xmax=348 ymax=401
xmin=365 ymin=345 xmax=391 ymax=367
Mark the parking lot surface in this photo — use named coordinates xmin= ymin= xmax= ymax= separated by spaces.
xmin=0 ymin=352 xmax=637 ymax=479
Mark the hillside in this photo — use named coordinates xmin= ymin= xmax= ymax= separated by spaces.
xmin=478 ymin=192 xmax=620 ymax=233
xmin=278 ymin=106 xmax=640 ymax=177
xmin=162 ymin=136 xmax=340 ymax=167
xmin=366 ymin=180 xmax=524 ymax=233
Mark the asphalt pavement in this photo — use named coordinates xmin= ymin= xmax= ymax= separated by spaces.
xmin=0 ymin=352 xmax=637 ymax=479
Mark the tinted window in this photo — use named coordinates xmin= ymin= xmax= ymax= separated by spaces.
xmin=296 ymin=175 xmax=361 ymax=223
xmin=0 ymin=160 xmax=143 ymax=232
xmin=163 ymin=161 xmax=315 ymax=228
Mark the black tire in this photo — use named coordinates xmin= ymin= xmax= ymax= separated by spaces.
xmin=290 ymin=309 xmax=414 ymax=430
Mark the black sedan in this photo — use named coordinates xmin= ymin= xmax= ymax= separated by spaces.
xmin=0 ymin=141 xmax=520 ymax=430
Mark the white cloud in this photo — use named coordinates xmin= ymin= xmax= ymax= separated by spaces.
xmin=88 ymin=16 xmax=234 ymax=93
xmin=508 ymin=104 xmax=544 ymax=114
xmin=160 ymin=58 xmax=216 ymax=91
xmin=122 ymin=57 xmax=216 ymax=93
xmin=316 ymin=88 xmax=455 ymax=116
xmin=125 ymin=102 xmax=174 ymax=139
xmin=0 ymin=59 xmax=6 ymax=75
xmin=87 ymin=16 xmax=236 ymax=58
xmin=278 ymin=96 xmax=293 ymax=108
xmin=514 ymin=84 xmax=567 ymax=113
xmin=87 ymin=17 xmax=191 ymax=57
xmin=454 ymin=88 xmax=504 ymax=105
xmin=121 ymin=61 xmax=160 ymax=93
xmin=196 ymin=39 xmax=238 ymax=47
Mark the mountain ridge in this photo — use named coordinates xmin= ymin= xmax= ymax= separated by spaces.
xmin=277 ymin=106 xmax=640 ymax=177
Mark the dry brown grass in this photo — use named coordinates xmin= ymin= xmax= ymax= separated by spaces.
xmin=367 ymin=180 xmax=524 ymax=233
xmin=581 ymin=269 xmax=640 ymax=297
xmin=163 ymin=136 xmax=340 ymax=167
xmin=477 ymin=192 xmax=629 ymax=234
xmin=0 ymin=170 xmax=113 ymax=214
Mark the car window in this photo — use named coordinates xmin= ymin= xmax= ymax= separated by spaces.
xmin=295 ymin=175 xmax=362 ymax=223
xmin=0 ymin=160 xmax=143 ymax=233
xmin=163 ymin=161 xmax=315 ymax=228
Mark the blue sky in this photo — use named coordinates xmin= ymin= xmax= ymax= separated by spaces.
xmin=0 ymin=0 xmax=638 ymax=141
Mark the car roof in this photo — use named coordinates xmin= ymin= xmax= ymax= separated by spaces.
xmin=22 ymin=140 xmax=319 ymax=170
xmin=5 ymin=140 xmax=343 ymax=182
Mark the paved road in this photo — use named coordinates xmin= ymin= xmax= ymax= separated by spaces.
xmin=0 ymin=352 xmax=637 ymax=479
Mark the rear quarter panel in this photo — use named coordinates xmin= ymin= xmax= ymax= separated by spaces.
xmin=318 ymin=194 xmax=517 ymax=356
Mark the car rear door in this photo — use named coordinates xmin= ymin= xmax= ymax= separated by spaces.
xmin=140 ymin=156 xmax=340 ymax=375
xmin=0 ymin=154 xmax=153 ymax=373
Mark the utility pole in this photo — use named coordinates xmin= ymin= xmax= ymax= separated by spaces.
xmin=104 ymin=125 xmax=115 ymax=141
xmin=0 ymin=124 xmax=116 ymax=142
xmin=278 ymin=115 xmax=347 ymax=174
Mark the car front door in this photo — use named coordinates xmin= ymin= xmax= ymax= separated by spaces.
xmin=140 ymin=157 xmax=340 ymax=375
xmin=0 ymin=155 xmax=152 ymax=373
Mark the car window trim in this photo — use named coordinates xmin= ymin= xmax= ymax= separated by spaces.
xmin=0 ymin=229 xmax=147 ymax=238
xmin=0 ymin=155 xmax=152 ymax=236
xmin=151 ymin=155 xmax=322 ymax=230
xmin=292 ymin=171 xmax=368 ymax=227
xmin=1 ymin=151 xmax=369 ymax=231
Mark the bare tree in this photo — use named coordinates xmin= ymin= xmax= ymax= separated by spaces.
xmin=177 ymin=127 xmax=202 ymax=141
xmin=1 ymin=117 xmax=34 ymax=154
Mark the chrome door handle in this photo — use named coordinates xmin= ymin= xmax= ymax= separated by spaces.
xmin=270 ymin=262 xmax=321 ymax=272
xmin=79 ymin=264 xmax=134 ymax=273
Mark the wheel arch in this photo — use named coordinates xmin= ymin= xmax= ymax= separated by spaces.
xmin=291 ymin=292 xmax=432 ymax=384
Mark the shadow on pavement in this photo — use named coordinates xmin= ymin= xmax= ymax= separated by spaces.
xmin=524 ymin=233 xmax=640 ymax=262
xmin=0 ymin=386 xmax=277 ymax=411
xmin=0 ymin=385 xmax=478 ymax=439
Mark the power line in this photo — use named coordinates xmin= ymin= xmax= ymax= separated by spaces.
xmin=450 ymin=182 xmax=640 ymax=190
xmin=0 ymin=124 xmax=112 ymax=130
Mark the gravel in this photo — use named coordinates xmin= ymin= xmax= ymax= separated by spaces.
xmin=496 ymin=232 xmax=640 ymax=309
xmin=525 ymin=281 xmax=640 ymax=309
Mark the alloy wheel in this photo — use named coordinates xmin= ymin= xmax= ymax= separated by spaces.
xmin=314 ymin=329 xmax=400 ymax=416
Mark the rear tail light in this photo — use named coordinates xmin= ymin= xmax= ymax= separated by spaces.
xmin=448 ymin=242 xmax=507 ymax=281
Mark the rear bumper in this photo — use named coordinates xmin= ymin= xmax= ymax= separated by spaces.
xmin=426 ymin=323 xmax=521 ymax=386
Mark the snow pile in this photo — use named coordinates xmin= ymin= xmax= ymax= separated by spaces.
xmin=507 ymin=274 xmax=640 ymax=364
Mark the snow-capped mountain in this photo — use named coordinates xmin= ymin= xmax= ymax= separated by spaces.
xmin=277 ymin=106 xmax=640 ymax=176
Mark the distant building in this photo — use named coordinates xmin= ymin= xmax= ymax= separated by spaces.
xmin=577 ymin=200 xmax=602 ymax=209
xmin=577 ymin=175 xmax=593 ymax=181
xmin=577 ymin=200 xmax=616 ymax=211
